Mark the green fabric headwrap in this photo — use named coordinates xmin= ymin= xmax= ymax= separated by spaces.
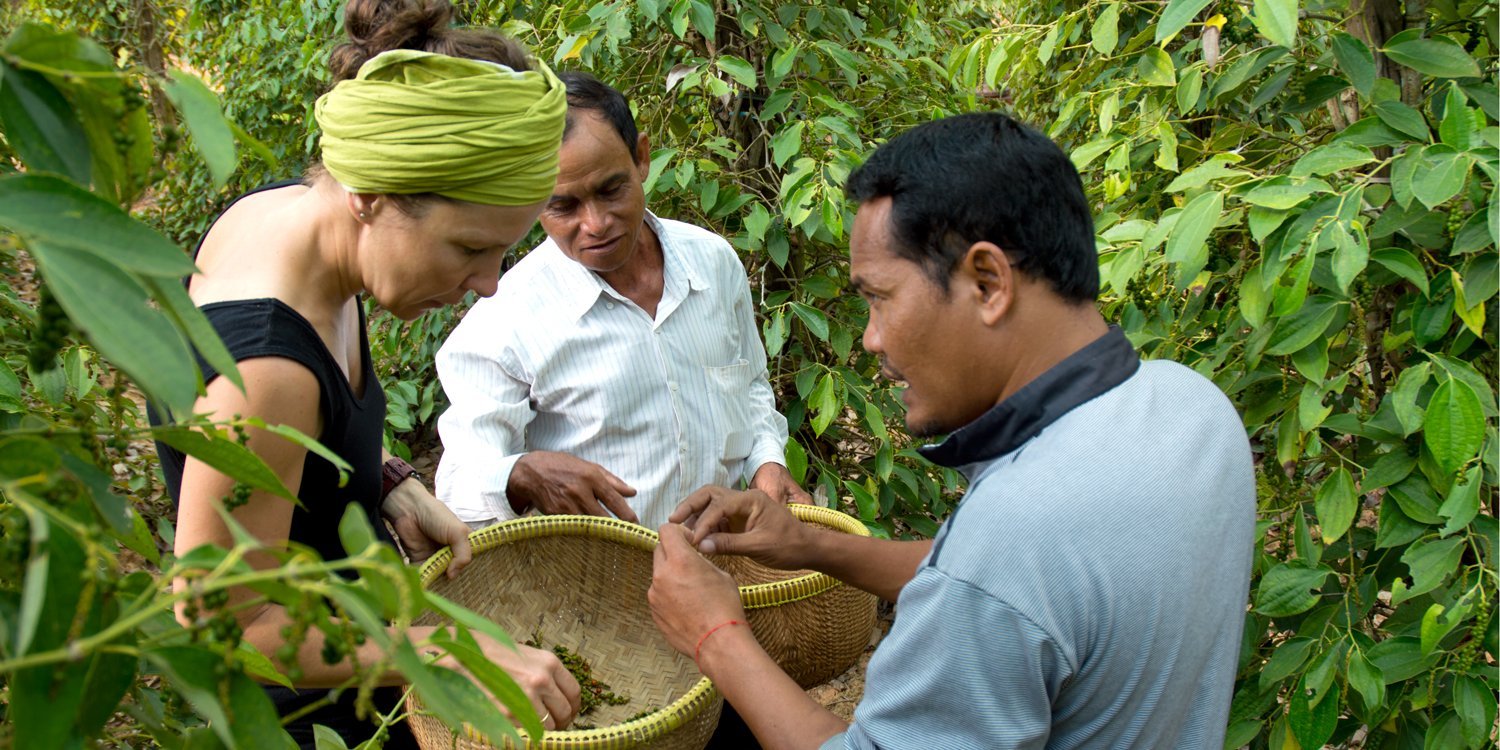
xmin=314 ymin=49 xmax=566 ymax=206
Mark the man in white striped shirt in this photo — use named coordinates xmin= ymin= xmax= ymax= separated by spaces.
xmin=435 ymin=72 xmax=807 ymax=530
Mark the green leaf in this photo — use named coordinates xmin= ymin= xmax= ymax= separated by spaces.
xmin=1329 ymin=223 xmax=1368 ymax=295
xmin=1301 ymin=644 xmax=1343 ymax=706
xmin=1376 ymin=497 xmax=1428 ymax=550
xmin=235 ymin=640 xmax=293 ymax=690
xmin=1437 ymin=473 xmax=1481 ymax=536
xmin=393 ymin=639 xmax=524 ymax=747
xmin=789 ymin=302 xmax=830 ymax=341
xmin=162 ymin=71 xmax=238 ymax=189
xmin=1331 ymin=32 xmax=1377 ymax=96
xmin=810 ymin=373 xmax=838 ymax=436
xmin=1136 ymin=47 xmax=1176 ymax=87
xmin=715 ymin=55 xmax=757 ymax=88
xmin=1383 ymin=37 xmax=1482 ymax=79
xmin=0 ymin=61 xmax=90 ymax=183
xmin=688 ymin=0 xmax=717 ymax=44
xmin=745 ymin=203 xmax=771 ymax=245
xmin=863 ymin=401 xmax=889 ymax=442
xmin=1291 ymin=143 xmax=1375 ymax=178
xmin=1091 ymin=3 xmax=1120 ymax=54
xmin=1156 ymin=0 xmax=1216 ymax=43
xmin=1288 ymin=680 xmax=1338 ymax=748
xmin=250 ymin=420 xmax=353 ymax=487
xmin=1399 ymin=536 xmax=1465 ymax=599
xmin=1165 ymin=154 xmax=1249 ymax=192
xmin=1389 ymin=361 xmax=1431 ymax=436
xmin=1239 ymin=264 xmax=1272 ymax=329
xmin=1070 ymin=134 xmax=1123 ymax=169
xmin=1258 ymin=637 xmax=1316 ymax=688
xmin=1250 ymin=0 xmax=1298 ymax=48
xmin=143 ymin=276 xmax=242 ymax=392
xmin=29 ymin=241 xmax=199 ymax=414
xmin=1314 ymin=468 xmax=1357 ymax=543
xmin=1038 ymin=24 xmax=1060 ymax=64
xmin=145 ymin=646 xmax=298 ymax=750
xmin=1372 ymin=101 xmax=1431 ymax=142
xmin=1454 ymin=676 xmax=1496 ymax=748
xmin=784 ymin=436 xmax=808 ymax=484
xmin=1367 ymin=636 xmax=1437 ymax=682
xmin=1243 ymin=177 xmax=1331 ymax=210
xmin=1389 ymin=476 xmax=1444 ymax=525
xmin=1254 ymin=561 xmax=1331 ymax=617
xmin=152 ymin=427 xmax=297 ymax=501
xmin=1419 ymin=602 xmax=1467 ymax=655
xmin=1412 ymin=150 xmax=1472 ymax=209
xmin=1346 ymin=649 xmax=1386 ymax=711
xmin=1363 ymin=450 xmax=1416 ymax=490
xmin=1423 ymin=377 xmax=1485 ymax=474
xmin=338 ymin=501 xmax=378 ymax=557
xmin=1265 ymin=301 xmax=1339 ymax=356
xmin=1371 ymin=247 xmax=1430 ymax=297
xmin=1439 ymin=85 xmax=1473 ymax=149
xmin=314 ymin=726 xmax=350 ymax=750
xmin=0 ymin=174 xmax=195 ymax=277
xmin=1176 ymin=68 xmax=1203 ymax=114
xmin=1165 ymin=190 xmax=1221 ymax=287
xmin=419 ymin=592 xmax=511 ymax=652
xmin=771 ymin=121 xmax=804 ymax=168
xmin=430 ymin=627 xmax=542 ymax=741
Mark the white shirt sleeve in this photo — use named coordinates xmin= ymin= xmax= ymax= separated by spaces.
xmin=730 ymin=259 xmax=790 ymax=481
xmin=434 ymin=305 xmax=534 ymax=523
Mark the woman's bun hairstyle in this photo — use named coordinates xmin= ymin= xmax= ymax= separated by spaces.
xmin=329 ymin=0 xmax=529 ymax=83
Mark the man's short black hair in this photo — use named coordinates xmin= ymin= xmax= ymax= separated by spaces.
xmin=844 ymin=112 xmax=1099 ymax=302
xmin=558 ymin=70 xmax=639 ymax=156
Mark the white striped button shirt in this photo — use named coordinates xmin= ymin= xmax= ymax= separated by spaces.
xmin=435 ymin=213 xmax=789 ymax=529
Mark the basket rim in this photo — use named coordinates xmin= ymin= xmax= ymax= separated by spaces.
xmin=414 ymin=514 xmax=719 ymax=745
xmin=738 ymin=504 xmax=871 ymax=610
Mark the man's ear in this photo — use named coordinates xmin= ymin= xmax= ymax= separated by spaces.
xmin=633 ymin=132 xmax=651 ymax=176
xmin=962 ymin=241 xmax=1014 ymax=326
xmin=347 ymin=192 xmax=380 ymax=224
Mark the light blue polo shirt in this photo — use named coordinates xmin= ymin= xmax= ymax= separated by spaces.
xmin=823 ymin=328 xmax=1255 ymax=749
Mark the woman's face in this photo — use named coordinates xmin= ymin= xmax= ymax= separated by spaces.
xmin=361 ymin=197 xmax=544 ymax=320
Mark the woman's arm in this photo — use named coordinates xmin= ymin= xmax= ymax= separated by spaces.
xmin=173 ymin=357 xmax=580 ymax=725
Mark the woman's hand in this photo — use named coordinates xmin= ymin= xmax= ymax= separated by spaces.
xmin=437 ymin=634 xmax=583 ymax=730
xmin=382 ymin=479 xmax=474 ymax=576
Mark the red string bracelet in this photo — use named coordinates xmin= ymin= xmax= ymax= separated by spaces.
xmin=694 ymin=619 xmax=743 ymax=663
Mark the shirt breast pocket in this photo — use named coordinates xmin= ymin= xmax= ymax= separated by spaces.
xmin=705 ymin=359 xmax=754 ymax=464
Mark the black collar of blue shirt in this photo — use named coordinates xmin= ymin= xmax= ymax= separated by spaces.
xmin=917 ymin=326 xmax=1141 ymax=471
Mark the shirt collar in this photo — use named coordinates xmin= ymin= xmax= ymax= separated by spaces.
xmin=918 ymin=326 xmax=1140 ymax=472
xmin=555 ymin=210 xmax=708 ymax=321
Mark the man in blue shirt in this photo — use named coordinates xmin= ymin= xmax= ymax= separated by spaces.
xmin=648 ymin=113 xmax=1256 ymax=749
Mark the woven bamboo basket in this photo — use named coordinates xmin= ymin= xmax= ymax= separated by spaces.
xmin=714 ymin=504 xmax=878 ymax=688
xmin=406 ymin=516 xmax=721 ymax=750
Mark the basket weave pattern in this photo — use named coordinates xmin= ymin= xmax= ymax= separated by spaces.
xmin=406 ymin=516 xmax=721 ymax=750
xmin=717 ymin=505 xmax=879 ymax=689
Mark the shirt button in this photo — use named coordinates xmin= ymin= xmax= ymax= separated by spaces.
xmin=680 ymin=444 xmax=688 ymax=453
xmin=606 ymin=302 xmax=616 ymax=310
xmin=668 ymin=382 xmax=679 ymax=392
xmin=653 ymin=328 xmax=662 ymax=335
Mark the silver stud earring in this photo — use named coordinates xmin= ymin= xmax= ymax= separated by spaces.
xmin=358 ymin=211 xmax=368 ymax=220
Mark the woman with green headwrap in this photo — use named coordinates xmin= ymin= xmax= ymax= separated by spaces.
xmin=150 ymin=1 xmax=581 ymax=746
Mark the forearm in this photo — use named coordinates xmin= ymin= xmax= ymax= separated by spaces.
xmin=240 ymin=603 xmax=441 ymax=689
xmin=804 ymin=534 xmax=932 ymax=602
xmin=697 ymin=625 xmax=847 ymax=750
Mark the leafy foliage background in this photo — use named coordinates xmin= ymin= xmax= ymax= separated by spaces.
xmin=0 ymin=0 xmax=1496 ymax=747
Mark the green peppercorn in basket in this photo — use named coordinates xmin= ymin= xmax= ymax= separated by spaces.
xmin=406 ymin=515 xmax=721 ymax=750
